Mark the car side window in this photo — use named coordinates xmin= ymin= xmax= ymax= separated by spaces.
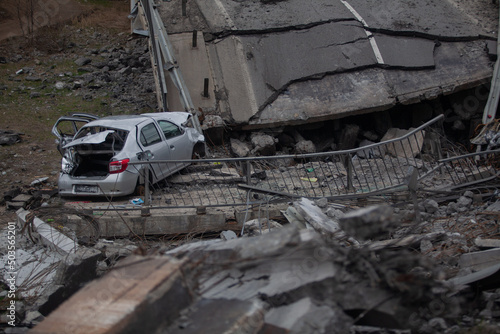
xmin=140 ymin=123 xmax=162 ymax=146
xmin=158 ymin=120 xmax=182 ymax=140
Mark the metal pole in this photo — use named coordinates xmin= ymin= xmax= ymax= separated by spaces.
xmin=142 ymin=166 xmax=151 ymax=216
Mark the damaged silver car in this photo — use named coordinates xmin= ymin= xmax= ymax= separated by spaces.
xmin=52 ymin=112 xmax=205 ymax=197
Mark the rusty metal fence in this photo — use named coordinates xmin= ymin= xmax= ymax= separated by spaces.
xmin=125 ymin=114 xmax=499 ymax=209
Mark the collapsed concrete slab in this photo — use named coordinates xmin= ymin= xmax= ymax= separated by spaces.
xmin=147 ymin=0 xmax=497 ymax=129
xmin=30 ymin=256 xmax=191 ymax=334
xmin=31 ymin=226 xmax=460 ymax=333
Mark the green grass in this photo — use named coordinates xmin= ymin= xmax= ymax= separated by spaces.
xmin=0 ymin=56 xmax=116 ymax=141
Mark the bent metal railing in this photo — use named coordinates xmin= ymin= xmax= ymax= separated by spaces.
xmin=122 ymin=114 xmax=498 ymax=209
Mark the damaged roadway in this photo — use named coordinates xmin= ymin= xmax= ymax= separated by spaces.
xmin=153 ymin=0 xmax=498 ymax=128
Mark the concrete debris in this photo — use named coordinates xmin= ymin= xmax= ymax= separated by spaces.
xmin=230 ymin=138 xmax=251 ymax=157
xmin=167 ymin=298 xmax=265 ymax=334
xmin=294 ymin=139 xmax=316 ymax=154
xmin=243 ymin=218 xmax=283 ymax=236
xmin=458 ymin=248 xmax=500 ymax=272
xmin=474 ymin=238 xmax=500 ymax=248
xmin=449 ymin=263 xmax=500 ymax=292
xmin=261 ymin=297 xmax=352 ymax=334
xmin=381 ymin=128 xmax=425 ymax=158
xmin=220 ymin=230 xmax=237 ymax=241
xmin=293 ymin=197 xmax=344 ymax=239
xmin=0 ymin=209 xmax=102 ymax=325
xmin=250 ymin=132 xmax=277 ymax=156
xmin=30 ymin=227 xmax=459 ymax=333
xmin=4 ymin=185 xmax=500 ymax=332
xmin=339 ymin=205 xmax=395 ymax=241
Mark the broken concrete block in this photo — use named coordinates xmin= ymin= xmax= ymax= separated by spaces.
xmin=420 ymin=199 xmax=439 ymax=214
xmin=168 ymin=298 xmax=264 ymax=333
xmin=220 ymin=230 xmax=237 ymax=240
xmin=282 ymin=206 xmax=309 ymax=230
xmin=243 ymin=218 xmax=282 ymax=236
xmin=261 ymin=297 xmax=352 ymax=334
xmin=35 ymin=247 xmax=102 ymax=316
xmin=31 ymin=256 xmax=192 ymax=334
xmin=458 ymin=248 xmax=500 ymax=271
xmin=339 ymin=205 xmax=394 ymax=241
xmin=250 ymin=132 xmax=277 ymax=156
xmin=294 ymin=139 xmax=316 ymax=154
xmin=456 ymin=196 xmax=472 ymax=209
xmin=474 ymin=238 xmax=500 ymax=249
xmin=293 ymin=198 xmax=343 ymax=238
xmin=381 ymin=128 xmax=425 ymax=158
xmin=230 ymin=137 xmax=251 ymax=157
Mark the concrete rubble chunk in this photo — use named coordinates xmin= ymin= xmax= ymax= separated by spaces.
xmin=458 ymin=248 xmax=500 ymax=272
xmin=243 ymin=218 xmax=282 ymax=236
xmin=167 ymin=298 xmax=264 ymax=334
xmin=339 ymin=205 xmax=394 ymax=241
xmin=250 ymin=132 xmax=277 ymax=156
xmin=230 ymin=137 xmax=251 ymax=157
xmin=294 ymin=139 xmax=316 ymax=154
xmin=381 ymin=128 xmax=425 ymax=158
xmin=293 ymin=197 xmax=343 ymax=238
xmin=30 ymin=256 xmax=192 ymax=334
xmin=261 ymin=297 xmax=352 ymax=334
xmin=220 ymin=230 xmax=237 ymax=240
xmin=474 ymin=238 xmax=500 ymax=249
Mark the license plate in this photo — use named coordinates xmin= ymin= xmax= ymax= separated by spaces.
xmin=74 ymin=185 xmax=99 ymax=193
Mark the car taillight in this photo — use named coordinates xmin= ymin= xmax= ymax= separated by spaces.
xmin=109 ymin=158 xmax=130 ymax=174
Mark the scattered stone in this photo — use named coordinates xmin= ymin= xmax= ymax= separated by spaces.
xmin=339 ymin=205 xmax=394 ymax=241
xmin=295 ymin=139 xmax=316 ymax=154
xmin=230 ymin=138 xmax=251 ymax=157
xmin=74 ymin=57 xmax=91 ymax=66
xmin=420 ymin=199 xmax=439 ymax=214
xmin=54 ymin=82 xmax=65 ymax=90
xmin=250 ymin=132 xmax=276 ymax=156
xmin=220 ymin=230 xmax=237 ymax=240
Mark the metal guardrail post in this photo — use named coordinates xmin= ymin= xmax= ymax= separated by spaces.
xmin=246 ymin=161 xmax=251 ymax=185
xmin=345 ymin=154 xmax=354 ymax=192
xmin=142 ymin=166 xmax=151 ymax=216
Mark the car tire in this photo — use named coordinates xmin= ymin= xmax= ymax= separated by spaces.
xmin=192 ymin=142 xmax=206 ymax=159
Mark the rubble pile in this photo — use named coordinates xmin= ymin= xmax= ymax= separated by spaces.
xmin=5 ymin=193 xmax=498 ymax=333
xmin=3 ymin=28 xmax=157 ymax=113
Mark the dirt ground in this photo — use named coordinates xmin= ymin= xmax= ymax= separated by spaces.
xmin=0 ymin=0 xmax=132 ymax=224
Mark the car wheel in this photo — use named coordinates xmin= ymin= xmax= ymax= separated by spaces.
xmin=192 ymin=142 xmax=206 ymax=159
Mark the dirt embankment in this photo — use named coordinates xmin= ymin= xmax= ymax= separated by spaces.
xmin=0 ymin=0 xmax=136 ymax=223
xmin=0 ymin=0 xmax=88 ymax=41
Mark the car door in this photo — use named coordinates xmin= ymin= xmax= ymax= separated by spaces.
xmin=158 ymin=120 xmax=191 ymax=171
xmin=138 ymin=121 xmax=173 ymax=181
xmin=51 ymin=114 xmax=99 ymax=155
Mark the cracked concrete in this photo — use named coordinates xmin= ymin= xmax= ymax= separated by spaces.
xmin=154 ymin=0 xmax=498 ymax=128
